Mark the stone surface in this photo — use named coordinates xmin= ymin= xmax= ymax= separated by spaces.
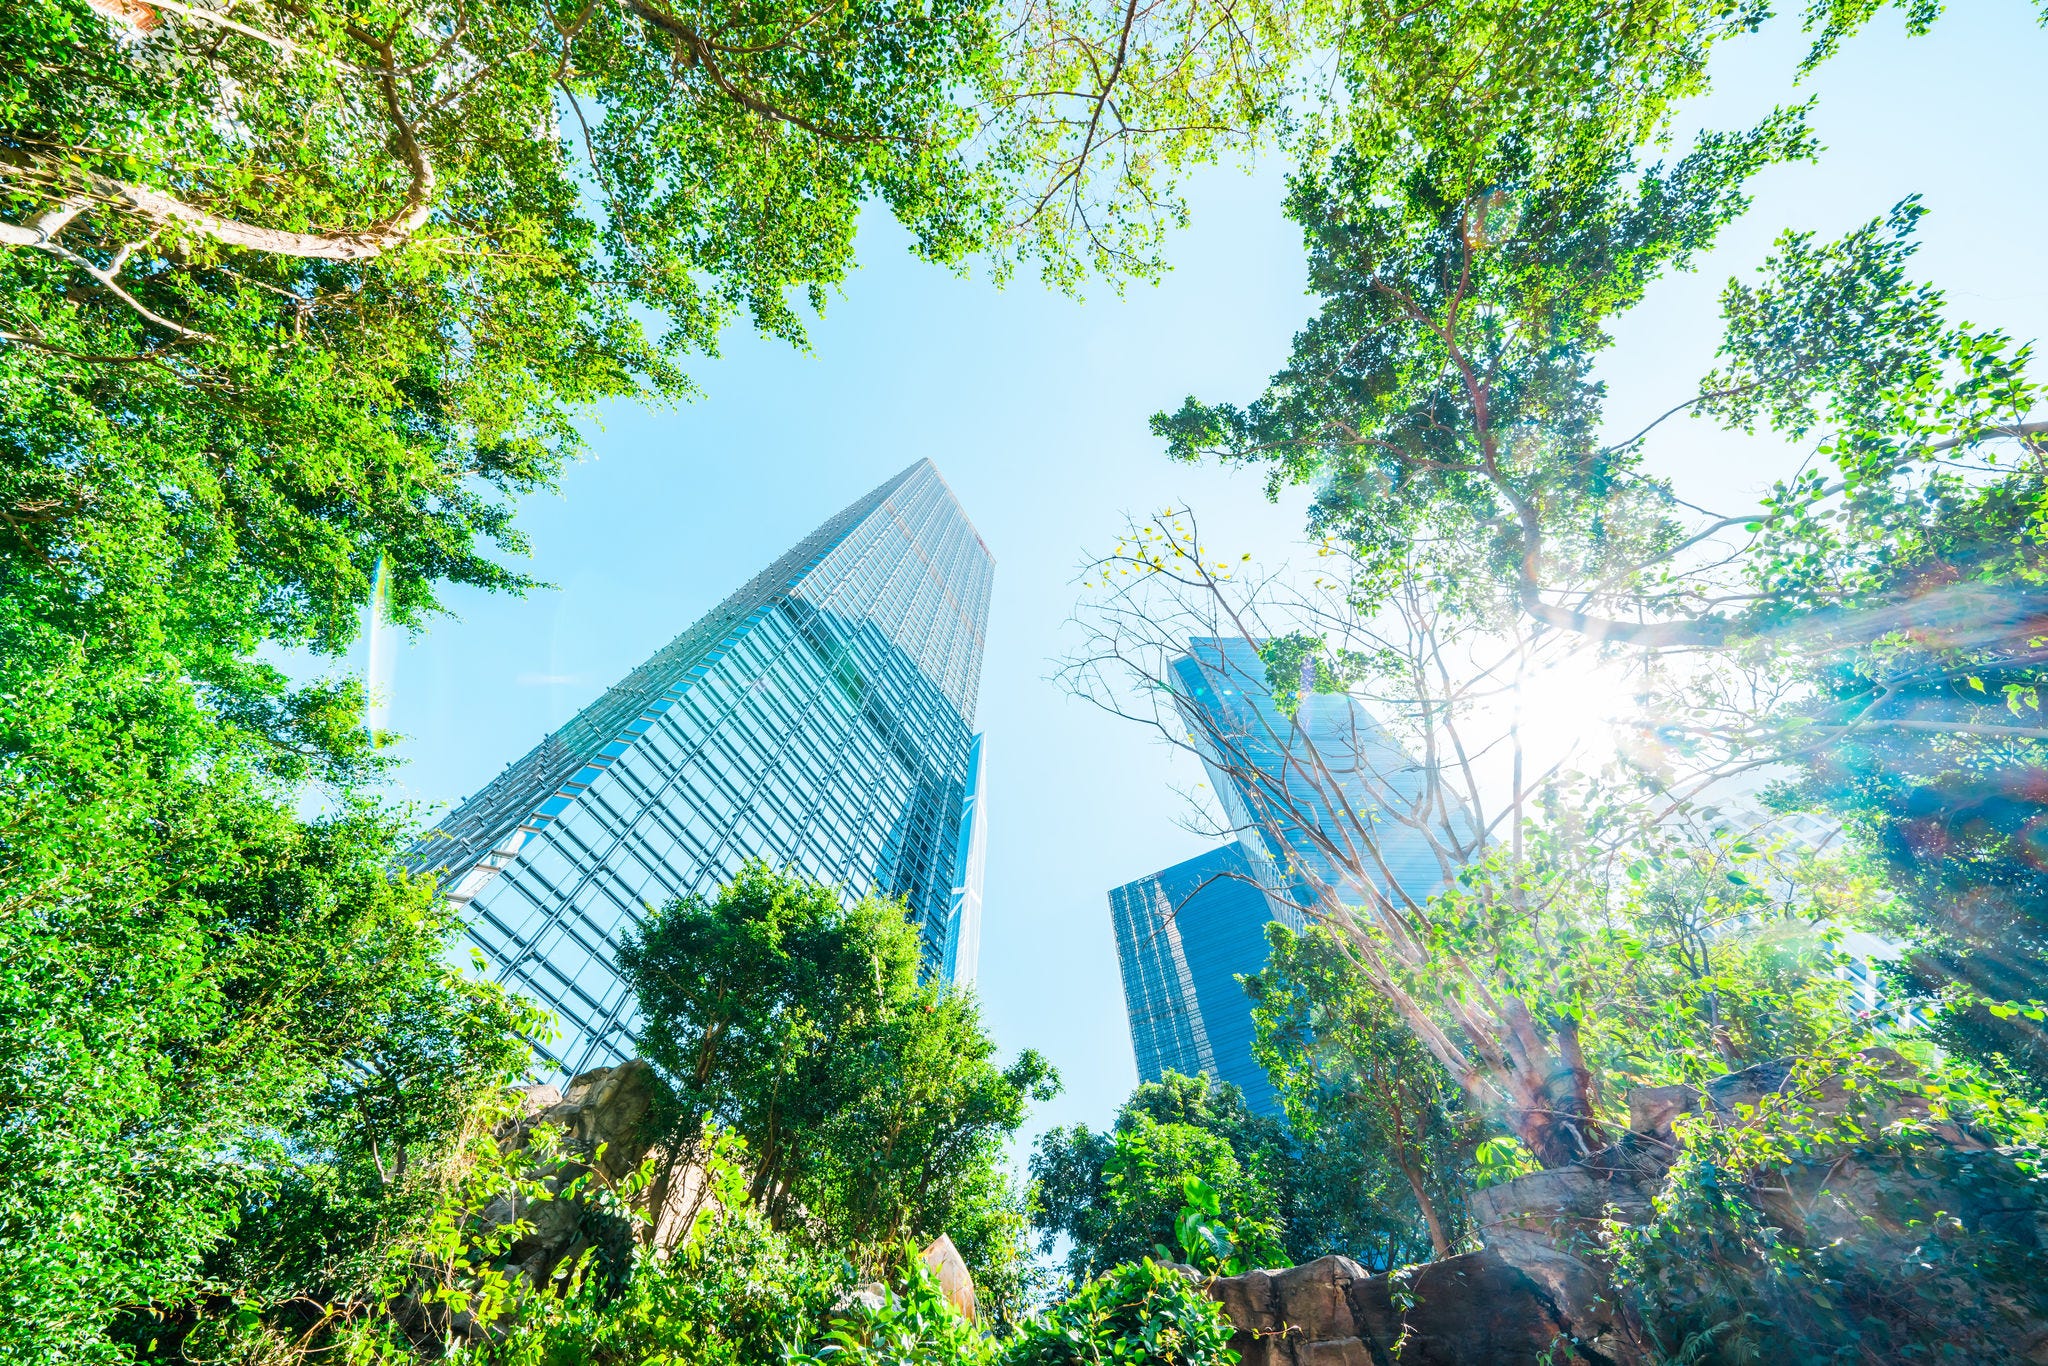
xmin=918 ymin=1233 xmax=978 ymax=1322
xmin=487 ymin=1059 xmax=722 ymax=1281
xmin=1624 ymin=1084 xmax=1697 ymax=1143
xmin=1209 ymin=1251 xmax=1622 ymax=1366
xmin=1703 ymin=1047 xmax=1927 ymax=1127
xmin=500 ymin=1059 xmax=662 ymax=1182
xmin=1206 ymin=1055 xmax=2048 ymax=1366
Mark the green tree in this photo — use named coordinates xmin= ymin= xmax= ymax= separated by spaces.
xmin=441 ymin=1144 xmax=855 ymax=1366
xmin=0 ymin=641 xmax=538 ymax=1361
xmin=0 ymin=0 xmax=1333 ymax=716
xmin=1028 ymin=1072 xmax=1287 ymax=1282
xmin=1159 ymin=90 xmax=2047 ymax=1092
xmin=1125 ymin=0 xmax=2048 ymax=1153
xmin=620 ymin=863 xmax=1057 ymax=1288
xmin=1 ymin=2 xmax=1313 ymax=1352
xmin=1063 ymin=497 xmax=1898 ymax=1168
xmin=1058 ymin=0 xmax=1824 ymax=1168
xmin=1249 ymin=925 xmax=1474 ymax=1263
xmin=1697 ymin=206 xmax=2048 ymax=1090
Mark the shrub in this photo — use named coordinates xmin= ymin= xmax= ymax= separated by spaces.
xmin=1606 ymin=1052 xmax=2048 ymax=1364
xmin=1004 ymin=1260 xmax=1237 ymax=1366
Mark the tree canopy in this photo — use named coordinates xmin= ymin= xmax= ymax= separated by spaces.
xmin=1097 ymin=0 xmax=2048 ymax=1157
xmin=0 ymin=3 xmax=1298 ymax=1352
xmin=622 ymin=862 xmax=1058 ymax=1298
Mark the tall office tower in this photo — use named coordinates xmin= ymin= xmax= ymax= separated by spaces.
xmin=1108 ymin=636 xmax=1446 ymax=1113
xmin=407 ymin=460 xmax=994 ymax=1076
xmin=1171 ymin=635 xmax=1447 ymax=918
xmin=1109 ymin=843 xmax=1284 ymax=1113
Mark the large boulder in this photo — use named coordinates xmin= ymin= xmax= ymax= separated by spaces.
xmin=486 ymin=1059 xmax=717 ymax=1282
xmin=918 ymin=1233 xmax=978 ymax=1322
xmin=1208 ymin=1251 xmax=1623 ymax=1366
xmin=1207 ymin=1055 xmax=2048 ymax=1366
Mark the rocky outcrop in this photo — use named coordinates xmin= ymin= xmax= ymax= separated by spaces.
xmin=1207 ymin=1054 xmax=2048 ymax=1366
xmin=919 ymin=1233 xmax=978 ymax=1322
xmin=487 ymin=1059 xmax=715 ymax=1284
xmin=835 ymin=1235 xmax=980 ymax=1328
xmin=1207 ymin=1250 xmax=1624 ymax=1366
xmin=490 ymin=1060 xmax=980 ymax=1329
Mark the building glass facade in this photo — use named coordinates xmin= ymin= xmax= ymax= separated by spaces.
xmin=1109 ymin=636 xmax=1448 ymax=1115
xmin=1171 ymin=636 xmax=1448 ymax=917
xmin=407 ymin=460 xmax=993 ymax=1076
xmin=1109 ymin=842 xmax=1282 ymax=1114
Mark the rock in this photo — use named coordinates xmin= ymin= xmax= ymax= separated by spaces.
xmin=918 ymin=1233 xmax=977 ymax=1322
xmin=501 ymin=1059 xmax=661 ymax=1183
xmin=1208 ymin=1251 xmax=1621 ymax=1366
xmin=1703 ymin=1046 xmax=1932 ymax=1129
xmin=487 ymin=1059 xmax=720 ymax=1284
xmin=1625 ymin=1084 xmax=1696 ymax=1143
xmin=1205 ymin=1054 xmax=2048 ymax=1366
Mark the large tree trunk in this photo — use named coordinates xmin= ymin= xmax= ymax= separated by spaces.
xmin=1501 ymin=1056 xmax=1605 ymax=1169
xmin=4 ymin=23 xmax=434 ymax=264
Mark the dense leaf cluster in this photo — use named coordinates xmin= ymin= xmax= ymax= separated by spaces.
xmin=623 ymin=863 xmax=1059 ymax=1322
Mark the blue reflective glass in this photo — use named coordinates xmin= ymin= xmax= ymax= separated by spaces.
xmin=406 ymin=461 xmax=992 ymax=1078
xmin=1108 ymin=635 xmax=1449 ymax=1116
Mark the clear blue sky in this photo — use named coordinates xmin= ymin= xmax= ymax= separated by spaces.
xmin=357 ymin=6 xmax=2046 ymax=1156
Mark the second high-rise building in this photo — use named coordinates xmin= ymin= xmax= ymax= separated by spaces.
xmin=407 ymin=460 xmax=993 ymax=1076
xmin=1109 ymin=636 xmax=1446 ymax=1114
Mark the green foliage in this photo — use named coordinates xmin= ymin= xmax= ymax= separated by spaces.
xmin=297 ymin=1111 xmax=1233 ymax=1366
xmin=0 ymin=625 xmax=538 ymax=1362
xmin=1575 ymin=831 xmax=1876 ymax=1095
xmin=1150 ymin=0 xmax=2048 ymax=1120
xmin=797 ymin=1252 xmax=995 ymax=1366
xmin=1249 ymin=924 xmax=1476 ymax=1262
xmin=622 ymin=863 xmax=1057 ymax=1292
xmin=0 ymin=0 xmax=1323 ymax=705
xmin=437 ymin=1132 xmax=851 ymax=1366
xmin=1470 ymin=1137 xmax=1540 ymax=1190
xmin=1002 ymin=1261 xmax=1238 ymax=1366
xmin=188 ymin=959 xmax=548 ymax=1333
xmin=0 ymin=11 xmax=1288 ymax=1342
xmin=1029 ymin=1074 xmax=1286 ymax=1284
xmin=1154 ymin=103 xmax=1814 ymax=615
xmin=1104 ymin=1112 xmax=1288 ymax=1276
xmin=1257 ymin=633 xmax=1369 ymax=719
xmin=1698 ymin=204 xmax=2048 ymax=1089
xmin=1162 ymin=1174 xmax=1286 ymax=1277
xmin=1606 ymin=1051 xmax=2048 ymax=1364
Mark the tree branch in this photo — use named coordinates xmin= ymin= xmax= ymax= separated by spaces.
xmin=2 ymin=31 xmax=433 ymax=263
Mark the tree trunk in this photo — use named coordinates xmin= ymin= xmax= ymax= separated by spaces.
xmin=1382 ymin=1078 xmax=1451 ymax=1259
xmin=1504 ymin=1057 xmax=1605 ymax=1169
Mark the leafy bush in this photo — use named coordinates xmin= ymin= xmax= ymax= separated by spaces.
xmin=1030 ymin=1074 xmax=1290 ymax=1283
xmin=794 ymin=1254 xmax=992 ymax=1366
xmin=1606 ymin=1051 xmax=2048 ymax=1364
xmin=465 ymin=1208 xmax=847 ymax=1366
xmin=1004 ymin=1261 xmax=1238 ymax=1366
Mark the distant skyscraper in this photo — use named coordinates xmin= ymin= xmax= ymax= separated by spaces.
xmin=1110 ymin=843 xmax=1287 ymax=1114
xmin=408 ymin=461 xmax=993 ymax=1076
xmin=1172 ymin=636 xmax=1447 ymax=917
xmin=1108 ymin=636 xmax=1447 ymax=1114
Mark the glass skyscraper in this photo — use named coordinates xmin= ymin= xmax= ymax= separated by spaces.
xmin=407 ymin=460 xmax=993 ymax=1076
xmin=1171 ymin=636 xmax=1448 ymax=917
xmin=1110 ymin=843 xmax=1287 ymax=1113
xmin=1109 ymin=636 xmax=1447 ymax=1114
